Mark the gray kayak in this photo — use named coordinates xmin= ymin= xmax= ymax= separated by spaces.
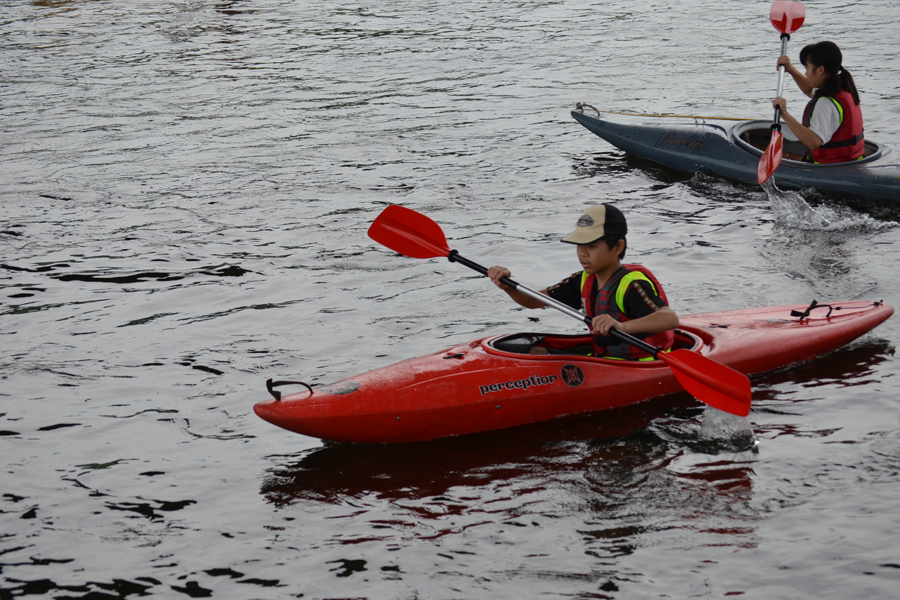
xmin=571 ymin=104 xmax=900 ymax=201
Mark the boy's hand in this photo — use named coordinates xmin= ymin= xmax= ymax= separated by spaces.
xmin=591 ymin=314 xmax=622 ymax=336
xmin=487 ymin=266 xmax=512 ymax=288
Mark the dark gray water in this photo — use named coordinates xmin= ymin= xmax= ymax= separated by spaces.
xmin=3 ymin=1 xmax=900 ymax=598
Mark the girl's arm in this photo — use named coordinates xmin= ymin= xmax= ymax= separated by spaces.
xmin=772 ymin=98 xmax=824 ymax=150
xmin=777 ymin=56 xmax=814 ymax=97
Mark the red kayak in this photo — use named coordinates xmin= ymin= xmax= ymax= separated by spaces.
xmin=254 ymin=300 xmax=892 ymax=444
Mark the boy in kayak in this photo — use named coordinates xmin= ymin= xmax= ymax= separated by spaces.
xmin=487 ymin=204 xmax=679 ymax=359
xmin=772 ymin=41 xmax=864 ymax=163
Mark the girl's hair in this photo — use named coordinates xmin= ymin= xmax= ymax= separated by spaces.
xmin=799 ymin=41 xmax=861 ymax=105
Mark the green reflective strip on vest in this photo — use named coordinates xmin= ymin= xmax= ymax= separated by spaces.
xmin=615 ymin=271 xmax=656 ymax=314
xmin=810 ymin=96 xmax=844 ymax=126
xmin=826 ymin=96 xmax=845 ymax=126
xmin=812 ymin=154 xmax=864 ymax=164
xmin=579 ymin=270 xmax=659 ymax=315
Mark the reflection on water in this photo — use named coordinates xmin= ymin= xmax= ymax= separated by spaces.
xmin=752 ymin=337 xmax=894 ymax=394
xmin=261 ymin=398 xmax=758 ymax=563
xmin=260 ymin=399 xmax=692 ymax=506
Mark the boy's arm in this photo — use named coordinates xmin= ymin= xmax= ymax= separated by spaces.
xmin=487 ymin=265 xmax=553 ymax=309
xmin=590 ymin=278 xmax=679 ymax=336
xmin=591 ymin=306 xmax=678 ymax=337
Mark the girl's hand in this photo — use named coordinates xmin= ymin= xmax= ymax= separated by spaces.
xmin=487 ymin=266 xmax=512 ymax=288
xmin=776 ymin=55 xmax=793 ymax=70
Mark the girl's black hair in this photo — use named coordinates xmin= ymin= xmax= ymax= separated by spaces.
xmin=799 ymin=41 xmax=861 ymax=105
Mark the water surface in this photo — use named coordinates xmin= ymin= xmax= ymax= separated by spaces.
xmin=3 ymin=1 xmax=900 ymax=598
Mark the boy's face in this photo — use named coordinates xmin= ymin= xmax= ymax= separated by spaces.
xmin=577 ymin=238 xmax=623 ymax=276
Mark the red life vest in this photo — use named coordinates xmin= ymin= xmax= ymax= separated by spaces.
xmin=801 ymin=89 xmax=864 ymax=163
xmin=580 ymin=264 xmax=675 ymax=360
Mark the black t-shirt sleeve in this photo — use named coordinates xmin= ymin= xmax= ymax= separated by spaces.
xmin=621 ymin=278 xmax=669 ymax=319
xmin=545 ymin=271 xmax=583 ymax=310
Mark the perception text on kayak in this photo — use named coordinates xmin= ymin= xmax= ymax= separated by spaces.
xmin=479 ymin=374 xmax=558 ymax=396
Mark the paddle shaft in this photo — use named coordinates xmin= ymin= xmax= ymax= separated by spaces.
xmin=771 ymin=33 xmax=791 ymax=129
xmin=447 ymin=250 xmax=662 ymax=357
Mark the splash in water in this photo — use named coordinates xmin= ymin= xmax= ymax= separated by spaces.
xmin=699 ymin=406 xmax=759 ymax=452
xmin=761 ymin=178 xmax=895 ymax=232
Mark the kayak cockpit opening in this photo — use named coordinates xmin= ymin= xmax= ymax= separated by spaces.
xmin=487 ymin=330 xmax=701 ymax=359
xmin=490 ymin=334 xmax=549 ymax=354
xmin=732 ymin=120 xmax=883 ymax=164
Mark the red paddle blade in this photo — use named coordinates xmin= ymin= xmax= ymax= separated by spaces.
xmin=770 ymin=0 xmax=806 ymax=34
xmin=660 ymin=350 xmax=752 ymax=417
xmin=757 ymin=129 xmax=784 ymax=184
xmin=368 ymin=205 xmax=451 ymax=259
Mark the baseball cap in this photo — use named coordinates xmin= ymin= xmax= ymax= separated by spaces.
xmin=560 ymin=204 xmax=628 ymax=245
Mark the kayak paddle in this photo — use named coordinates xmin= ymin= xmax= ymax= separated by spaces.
xmin=368 ymin=205 xmax=752 ymax=417
xmin=758 ymin=0 xmax=806 ymax=185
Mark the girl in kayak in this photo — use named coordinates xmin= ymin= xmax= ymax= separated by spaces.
xmin=772 ymin=40 xmax=864 ymax=163
xmin=487 ymin=204 xmax=679 ymax=359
